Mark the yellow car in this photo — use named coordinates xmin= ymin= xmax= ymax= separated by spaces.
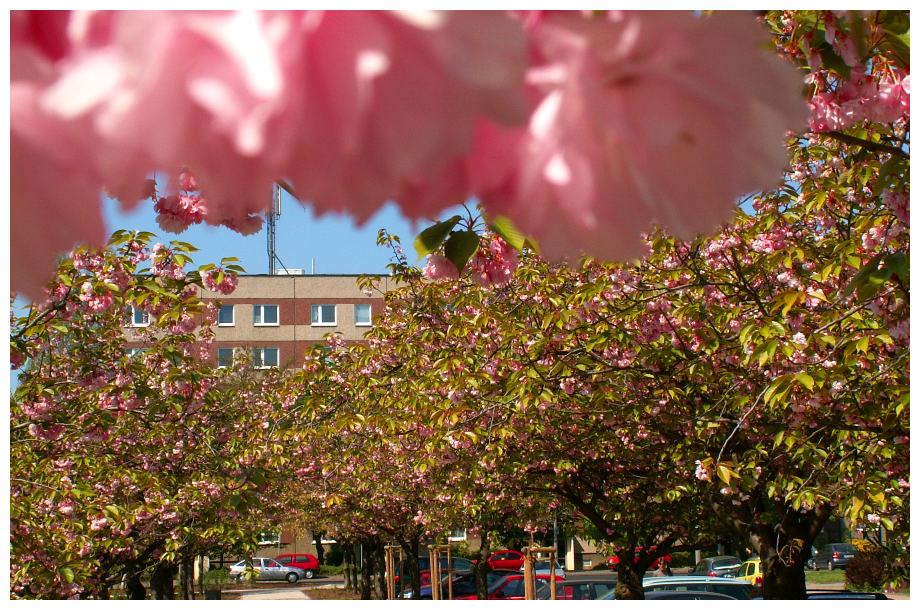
xmin=737 ymin=558 xmax=763 ymax=589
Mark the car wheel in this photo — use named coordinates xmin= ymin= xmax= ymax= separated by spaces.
xmin=827 ymin=561 xmax=834 ymax=571
xmin=287 ymin=572 xmax=299 ymax=583
xmin=304 ymin=570 xmax=315 ymax=579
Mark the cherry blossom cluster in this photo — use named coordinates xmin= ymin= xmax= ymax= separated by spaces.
xmin=11 ymin=10 xmax=808 ymax=300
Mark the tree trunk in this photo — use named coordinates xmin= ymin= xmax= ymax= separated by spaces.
xmin=151 ymin=564 xmax=177 ymax=600
xmin=399 ymin=534 xmax=422 ymax=600
xmin=125 ymin=569 xmax=146 ymax=600
xmin=313 ymin=531 xmax=325 ymax=564
xmin=179 ymin=556 xmax=194 ymax=599
xmin=614 ymin=562 xmax=646 ymax=600
xmin=752 ymin=502 xmax=831 ymax=599
xmin=372 ymin=540 xmax=387 ymax=599
xmin=342 ymin=543 xmax=354 ymax=590
xmin=359 ymin=539 xmax=372 ymax=600
xmin=474 ymin=527 xmax=494 ymax=600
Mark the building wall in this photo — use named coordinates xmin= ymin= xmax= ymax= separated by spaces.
xmin=198 ymin=274 xmax=397 ymax=369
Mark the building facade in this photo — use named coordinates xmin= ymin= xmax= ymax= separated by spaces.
xmin=198 ymin=273 xmax=398 ymax=369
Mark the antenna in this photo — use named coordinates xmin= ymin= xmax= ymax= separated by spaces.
xmin=267 ymin=183 xmax=282 ymax=274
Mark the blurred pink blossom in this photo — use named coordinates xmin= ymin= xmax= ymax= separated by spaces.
xmin=423 ymin=255 xmax=460 ymax=280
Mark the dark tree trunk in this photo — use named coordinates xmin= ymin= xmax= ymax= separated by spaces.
xmin=342 ymin=542 xmax=354 ymax=591
xmin=399 ymin=534 xmax=422 ymax=600
xmin=150 ymin=564 xmax=177 ymax=600
xmin=474 ymin=527 xmax=494 ymax=600
xmin=372 ymin=540 xmax=387 ymax=599
xmin=753 ymin=503 xmax=831 ymax=600
xmin=614 ymin=561 xmax=646 ymax=600
xmin=125 ymin=571 xmax=146 ymax=600
xmin=359 ymin=539 xmax=372 ymax=600
xmin=179 ymin=556 xmax=195 ymax=599
xmin=313 ymin=531 xmax=325 ymax=564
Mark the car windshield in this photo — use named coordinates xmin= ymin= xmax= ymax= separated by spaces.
xmin=835 ymin=544 xmax=856 ymax=552
xmin=714 ymin=558 xmax=739 ymax=568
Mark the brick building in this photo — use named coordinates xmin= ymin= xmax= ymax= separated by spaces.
xmin=198 ymin=273 xmax=398 ymax=369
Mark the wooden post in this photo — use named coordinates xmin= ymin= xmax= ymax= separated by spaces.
xmin=523 ymin=548 xmax=534 ymax=600
xmin=524 ymin=546 xmax=558 ymax=600
xmin=428 ymin=546 xmax=440 ymax=600
xmin=446 ymin=545 xmax=454 ymax=600
xmin=385 ymin=544 xmax=400 ymax=600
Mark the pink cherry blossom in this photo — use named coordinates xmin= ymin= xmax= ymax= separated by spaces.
xmin=468 ymin=234 xmax=519 ymax=286
xmin=422 ymin=255 xmax=460 ymax=280
xmin=468 ymin=11 xmax=808 ymax=262
xmin=10 ymin=10 xmax=527 ymax=300
xmin=202 ymin=268 xmax=238 ymax=295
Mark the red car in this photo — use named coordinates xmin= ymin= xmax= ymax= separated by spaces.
xmin=474 ymin=573 xmax=563 ymax=600
xmin=274 ymin=553 xmax=320 ymax=578
xmin=487 ymin=549 xmax=526 ymax=571
xmin=606 ymin=546 xmax=672 ymax=571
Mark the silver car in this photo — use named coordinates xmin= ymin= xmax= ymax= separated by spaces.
xmin=229 ymin=557 xmax=307 ymax=583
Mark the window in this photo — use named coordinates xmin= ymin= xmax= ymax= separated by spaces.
xmin=354 ymin=303 xmax=372 ymax=326
xmin=218 ymin=304 xmax=235 ymax=326
xmin=129 ymin=307 xmax=149 ymax=327
xmin=256 ymin=531 xmax=280 ymax=546
xmin=311 ymin=304 xmax=337 ymax=326
xmin=217 ymin=348 xmax=234 ymax=368
xmin=276 ymin=556 xmax=292 ymax=566
xmin=252 ymin=347 xmax=279 ymax=369
xmin=447 ymin=528 xmax=467 ymax=541
xmin=253 ymin=304 xmax=279 ymax=326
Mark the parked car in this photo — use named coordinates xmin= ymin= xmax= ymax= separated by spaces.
xmin=274 ymin=553 xmax=320 ymax=579
xmin=416 ymin=555 xmax=475 ymax=573
xmin=536 ymin=573 xmax=617 ymax=600
xmin=737 ymin=558 xmax=763 ymax=589
xmin=484 ymin=573 xmax=561 ymax=600
xmin=606 ymin=546 xmax=672 ymax=571
xmin=641 ymin=575 xmax=757 ymax=600
xmin=689 ymin=555 xmax=742 ymax=577
xmin=644 ymin=590 xmax=737 ymax=600
xmin=408 ymin=569 xmax=519 ymax=599
xmin=521 ymin=559 xmax=566 ymax=579
xmin=812 ymin=543 xmax=857 ymax=571
xmin=487 ymin=549 xmax=526 ymax=570
xmin=228 ymin=557 xmax=307 ymax=583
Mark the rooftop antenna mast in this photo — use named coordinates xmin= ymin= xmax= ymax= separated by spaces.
xmin=267 ymin=183 xmax=282 ymax=274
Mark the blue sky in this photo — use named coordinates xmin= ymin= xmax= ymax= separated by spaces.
xmin=103 ymin=191 xmax=454 ymax=275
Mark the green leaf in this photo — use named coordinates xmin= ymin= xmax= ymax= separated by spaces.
xmin=490 ymin=216 xmax=527 ymax=251
xmin=883 ymin=253 xmax=908 ymax=289
xmin=443 ymin=231 xmax=481 ymax=273
xmin=817 ymin=42 xmax=851 ymax=78
xmin=61 ymin=567 xmax=75 ymax=584
xmin=795 ymin=372 xmax=815 ymax=392
xmin=413 ymin=216 xmax=461 ymax=259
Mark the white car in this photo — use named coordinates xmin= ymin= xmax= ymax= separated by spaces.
xmin=229 ymin=557 xmax=308 ymax=583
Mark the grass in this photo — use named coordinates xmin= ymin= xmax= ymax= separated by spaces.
xmin=805 ymin=569 xmax=846 ymax=585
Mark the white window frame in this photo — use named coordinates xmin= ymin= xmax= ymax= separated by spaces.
xmin=311 ymin=304 xmax=337 ymax=327
xmin=354 ymin=303 xmax=372 ymax=327
xmin=252 ymin=347 xmax=280 ymax=369
xmin=217 ymin=347 xmax=235 ymax=369
xmin=217 ymin=304 xmax=235 ymax=327
xmin=253 ymin=304 xmax=280 ymax=327
xmin=447 ymin=529 xmax=467 ymax=542
xmin=256 ymin=531 xmax=281 ymax=546
xmin=129 ymin=307 xmax=150 ymax=327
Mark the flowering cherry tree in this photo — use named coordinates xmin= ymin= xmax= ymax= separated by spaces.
xmin=10 ymin=10 xmax=807 ymax=300
xmin=9 ymin=233 xmax=298 ymax=599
